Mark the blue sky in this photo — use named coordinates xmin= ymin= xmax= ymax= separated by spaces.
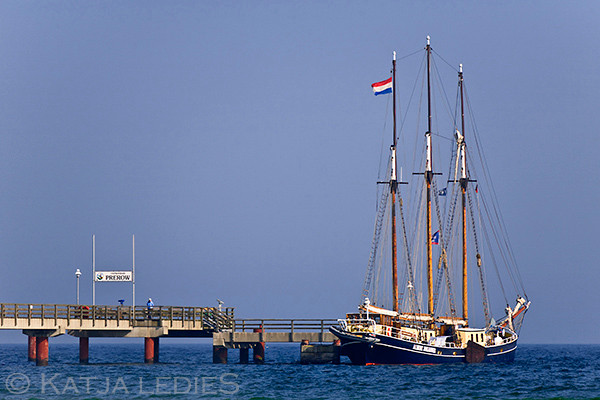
xmin=0 ymin=1 xmax=598 ymax=344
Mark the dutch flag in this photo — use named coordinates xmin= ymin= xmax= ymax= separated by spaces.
xmin=371 ymin=77 xmax=392 ymax=96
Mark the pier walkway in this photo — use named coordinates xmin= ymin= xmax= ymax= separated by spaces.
xmin=0 ymin=303 xmax=339 ymax=365
xmin=0 ymin=303 xmax=234 ymax=337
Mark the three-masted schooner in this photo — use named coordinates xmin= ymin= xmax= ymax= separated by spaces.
xmin=330 ymin=37 xmax=530 ymax=364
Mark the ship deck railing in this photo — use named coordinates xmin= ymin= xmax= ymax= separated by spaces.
xmin=495 ymin=335 xmax=517 ymax=345
xmin=337 ymin=318 xmax=375 ymax=332
xmin=340 ymin=318 xmax=435 ymax=344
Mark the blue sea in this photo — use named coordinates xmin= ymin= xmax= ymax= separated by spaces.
xmin=0 ymin=343 xmax=598 ymax=399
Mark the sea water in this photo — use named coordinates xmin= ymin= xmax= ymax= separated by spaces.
xmin=0 ymin=343 xmax=598 ymax=399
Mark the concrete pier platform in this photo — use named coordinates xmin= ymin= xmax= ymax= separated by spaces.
xmin=300 ymin=340 xmax=341 ymax=364
xmin=1 ymin=303 xmax=341 ymax=366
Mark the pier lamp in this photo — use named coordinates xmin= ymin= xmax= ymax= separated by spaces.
xmin=75 ymin=268 xmax=82 ymax=305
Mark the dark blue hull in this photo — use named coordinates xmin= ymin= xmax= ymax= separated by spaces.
xmin=330 ymin=327 xmax=517 ymax=365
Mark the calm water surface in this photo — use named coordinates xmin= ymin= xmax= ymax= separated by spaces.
xmin=0 ymin=343 xmax=598 ymax=399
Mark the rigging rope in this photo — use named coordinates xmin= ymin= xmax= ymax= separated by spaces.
xmin=431 ymin=49 xmax=459 ymax=73
xmin=431 ymin=56 xmax=460 ymax=133
xmin=397 ymin=188 xmax=420 ymax=314
xmin=432 ymin=178 xmax=459 ymax=318
xmin=463 ymin=83 xmax=528 ymax=298
xmin=466 ymin=182 xmax=491 ymax=324
xmin=362 ymin=178 xmax=390 ymax=302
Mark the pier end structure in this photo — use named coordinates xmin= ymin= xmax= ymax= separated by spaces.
xmin=211 ymin=319 xmax=338 ymax=364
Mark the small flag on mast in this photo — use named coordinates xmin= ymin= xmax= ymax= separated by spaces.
xmin=371 ymin=77 xmax=392 ymax=96
xmin=431 ymin=230 xmax=440 ymax=245
xmin=438 ymin=188 xmax=447 ymax=196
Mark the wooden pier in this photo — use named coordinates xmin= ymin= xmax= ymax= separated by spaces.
xmin=213 ymin=318 xmax=338 ymax=364
xmin=0 ymin=303 xmax=339 ymax=365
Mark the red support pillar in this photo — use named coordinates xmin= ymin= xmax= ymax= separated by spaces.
xmin=144 ymin=337 xmax=155 ymax=364
xmin=253 ymin=328 xmax=265 ymax=364
xmin=36 ymin=337 xmax=49 ymax=366
xmin=79 ymin=337 xmax=89 ymax=364
xmin=213 ymin=346 xmax=228 ymax=363
xmin=28 ymin=336 xmax=36 ymax=361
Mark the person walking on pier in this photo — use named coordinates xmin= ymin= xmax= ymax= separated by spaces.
xmin=147 ymin=298 xmax=154 ymax=319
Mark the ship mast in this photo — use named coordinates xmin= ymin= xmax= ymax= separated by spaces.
xmin=458 ymin=63 xmax=469 ymax=325
xmin=391 ymin=51 xmax=399 ymax=312
xmin=425 ymin=36 xmax=434 ymax=316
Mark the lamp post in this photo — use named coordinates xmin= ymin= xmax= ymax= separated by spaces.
xmin=75 ymin=268 xmax=82 ymax=305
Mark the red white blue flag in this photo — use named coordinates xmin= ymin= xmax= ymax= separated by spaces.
xmin=431 ymin=230 xmax=440 ymax=245
xmin=371 ymin=77 xmax=392 ymax=96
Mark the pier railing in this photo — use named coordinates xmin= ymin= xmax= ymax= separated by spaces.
xmin=0 ymin=303 xmax=235 ymax=331
xmin=233 ymin=319 xmax=337 ymax=336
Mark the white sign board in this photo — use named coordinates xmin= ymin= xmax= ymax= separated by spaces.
xmin=95 ymin=271 xmax=133 ymax=282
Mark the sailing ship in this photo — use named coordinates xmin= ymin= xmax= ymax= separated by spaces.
xmin=330 ymin=37 xmax=531 ymax=364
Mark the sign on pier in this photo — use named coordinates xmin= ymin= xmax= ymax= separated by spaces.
xmin=94 ymin=271 xmax=133 ymax=282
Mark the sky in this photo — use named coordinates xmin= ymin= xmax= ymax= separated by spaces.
xmin=0 ymin=1 xmax=598 ymax=344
